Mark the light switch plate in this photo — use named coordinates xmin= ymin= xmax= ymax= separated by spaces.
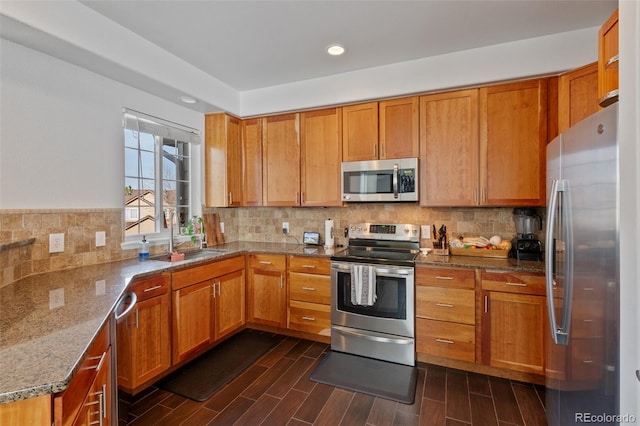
xmin=96 ymin=231 xmax=106 ymax=247
xmin=49 ymin=233 xmax=65 ymax=253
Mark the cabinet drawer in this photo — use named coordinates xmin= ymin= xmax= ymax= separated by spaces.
xmin=129 ymin=273 xmax=169 ymax=301
xmin=249 ymin=254 xmax=286 ymax=270
xmin=288 ymin=256 xmax=330 ymax=275
xmin=416 ymin=287 xmax=475 ymax=325
xmin=416 ymin=318 xmax=475 ymax=362
xmin=289 ymin=273 xmax=330 ymax=304
xmin=416 ymin=265 xmax=475 ymax=289
xmin=54 ymin=322 xmax=110 ymax=426
xmin=172 ymin=256 xmax=245 ymax=290
xmin=288 ymin=300 xmax=331 ymax=334
xmin=481 ymin=271 xmax=545 ymax=295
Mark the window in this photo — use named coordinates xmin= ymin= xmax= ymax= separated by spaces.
xmin=123 ymin=109 xmax=200 ymax=242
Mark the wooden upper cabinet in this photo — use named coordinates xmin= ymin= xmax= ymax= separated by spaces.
xmin=242 ymin=118 xmax=263 ymax=206
xmin=598 ymin=8 xmax=619 ymax=107
xmin=379 ymin=97 xmax=419 ymax=159
xmin=419 ymin=89 xmax=479 ymax=206
xmin=342 ymin=98 xmax=419 ymax=162
xmin=342 ymin=102 xmax=378 ymax=161
xmin=480 ymin=79 xmax=547 ymax=206
xmin=300 ymin=108 xmax=343 ymax=206
xmin=558 ymin=62 xmax=599 ymax=133
xmin=262 ymin=113 xmax=301 ymax=206
xmin=205 ymin=113 xmax=243 ymax=207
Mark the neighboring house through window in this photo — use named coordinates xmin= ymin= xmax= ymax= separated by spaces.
xmin=123 ymin=109 xmax=200 ymax=243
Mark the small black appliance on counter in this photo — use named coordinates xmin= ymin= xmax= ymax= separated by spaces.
xmin=509 ymin=207 xmax=543 ymax=261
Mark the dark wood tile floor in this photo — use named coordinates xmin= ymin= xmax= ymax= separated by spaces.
xmin=119 ymin=334 xmax=547 ymax=425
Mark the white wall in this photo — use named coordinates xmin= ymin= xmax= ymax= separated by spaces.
xmin=0 ymin=39 xmax=204 ymax=209
xmin=618 ymin=0 xmax=640 ymax=419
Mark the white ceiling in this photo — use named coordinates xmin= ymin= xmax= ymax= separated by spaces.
xmin=0 ymin=0 xmax=618 ymax=115
xmin=79 ymin=0 xmax=617 ymax=91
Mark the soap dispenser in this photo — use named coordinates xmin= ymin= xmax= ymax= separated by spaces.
xmin=139 ymin=235 xmax=150 ymax=260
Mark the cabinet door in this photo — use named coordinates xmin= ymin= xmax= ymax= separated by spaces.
xmin=248 ymin=268 xmax=286 ymax=327
xmin=117 ymin=293 xmax=171 ymax=391
xmin=482 ymin=291 xmax=545 ymax=375
xmin=262 ymin=114 xmax=300 ymax=206
xmin=242 ymin=118 xmax=263 ymax=206
xmin=214 ymin=269 xmax=246 ymax=341
xmin=300 ymin=108 xmax=342 ymax=206
xmin=172 ymin=280 xmax=214 ymax=364
xmin=480 ymin=79 xmax=547 ymax=206
xmin=205 ymin=113 xmax=242 ymax=207
xmin=342 ymin=102 xmax=378 ymax=161
xmin=558 ymin=62 xmax=599 ymax=133
xmin=598 ymin=8 xmax=619 ymax=106
xmin=419 ymin=89 xmax=479 ymax=206
xmin=379 ymin=97 xmax=419 ymax=159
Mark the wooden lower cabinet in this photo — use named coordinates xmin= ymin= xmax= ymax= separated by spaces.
xmin=117 ymin=273 xmax=171 ymax=394
xmin=247 ymin=254 xmax=287 ymax=327
xmin=481 ymin=271 xmax=546 ymax=376
xmin=54 ymin=321 xmax=112 ymax=426
xmin=172 ymin=256 xmax=246 ymax=364
xmin=415 ymin=265 xmax=476 ymax=363
xmin=288 ymin=256 xmax=331 ymax=335
xmin=0 ymin=395 xmax=52 ymax=426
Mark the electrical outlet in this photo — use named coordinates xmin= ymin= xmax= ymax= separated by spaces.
xmin=282 ymin=222 xmax=289 ymax=234
xmin=49 ymin=233 xmax=65 ymax=253
xmin=219 ymin=222 xmax=225 ymax=233
xmin=96 ymin=231 xmax=106 ymax=247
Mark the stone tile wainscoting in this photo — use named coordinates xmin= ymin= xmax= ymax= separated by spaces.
xmin=205 ymin=204 xmax=545 ymax=248
xmin=2 ymin=205 xmax=545 ymax=287
xmin=0 ymin=209 xmax=131 ymax=287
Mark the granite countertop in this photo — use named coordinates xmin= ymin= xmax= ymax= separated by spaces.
xmin=0 ymin=240 xmax=542 ymax=404
xmin=0 ymin=241 xmax=337 ymax=404
xmin=415 ymin=253 xmax=545 ymax=274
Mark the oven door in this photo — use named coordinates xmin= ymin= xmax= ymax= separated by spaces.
xmin=331 ymin=261 xmax=414 ymax=338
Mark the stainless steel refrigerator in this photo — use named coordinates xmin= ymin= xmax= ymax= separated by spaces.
xmin=545 ymin=103 xmax=619 ymax=425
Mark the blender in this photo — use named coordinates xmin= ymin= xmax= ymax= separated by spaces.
xmin=510 ymin=207 xmax=543 ymax=260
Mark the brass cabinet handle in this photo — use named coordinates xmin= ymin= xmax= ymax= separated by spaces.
xmin=435 ymin=338 xmax=454 ymax=344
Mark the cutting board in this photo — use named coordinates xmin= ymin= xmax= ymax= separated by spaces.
xmin=204 ymin=213 xmax=224 ymax=246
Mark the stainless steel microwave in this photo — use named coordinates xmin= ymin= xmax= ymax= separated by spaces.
xmin=341 ymin=158 xmax=418 ymax=202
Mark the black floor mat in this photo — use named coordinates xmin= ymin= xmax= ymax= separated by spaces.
xmin=309 ymin=351 xmax=417 ymax=404
xmin=158 ymin=329 xmax=283 ymax=401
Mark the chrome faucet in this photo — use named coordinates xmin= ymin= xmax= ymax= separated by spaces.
xmin=168 ymin=210 xmax=177 ymax=254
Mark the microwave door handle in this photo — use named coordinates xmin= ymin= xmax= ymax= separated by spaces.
xmin=393 ymin=164 xmax=399 ymax=198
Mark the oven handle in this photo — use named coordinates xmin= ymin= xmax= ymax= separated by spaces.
xmin=332 ymin=263 xmax=412 ymax=277
xmin=332 ymin=326 xmax=414 ymax=345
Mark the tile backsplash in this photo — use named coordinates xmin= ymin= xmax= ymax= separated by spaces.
xmin=1 ymin=205 xmax=545 ymax=287
xmin=206 ymin=204 xmax=544 ymax=248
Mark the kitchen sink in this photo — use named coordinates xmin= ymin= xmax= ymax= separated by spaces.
xmin=154 ymin=248 xmax=228 ymax=262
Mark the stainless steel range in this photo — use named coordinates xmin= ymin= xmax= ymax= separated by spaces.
xmin=330 ymin=223 xmax=419 ymax=366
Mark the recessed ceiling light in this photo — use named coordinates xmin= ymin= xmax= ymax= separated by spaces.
xmin=179 ymin=96 xmax=197 ymax=104
xmin=327 ymin=44 xmax=346 ymax=56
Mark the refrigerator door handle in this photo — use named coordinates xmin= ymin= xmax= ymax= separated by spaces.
xmin=545 ymin=179 xmax=573 ymax=345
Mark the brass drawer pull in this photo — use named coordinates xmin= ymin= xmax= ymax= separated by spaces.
xmin=302 ymin=264 xmax=316 ymax=269
xmin=435 ymin=303 xmax=454 ymax=308
xmin=301 ymin=287 xmax=316 ymax=291
xmin=143 ymin=285 xmax=163 ymax=292
xmin=435 ymin=276 xmax=454 ymax=280
xmin=505 ymin=282 xmax=527 ymax=287
xmin=302 ymin=316 xmax=316 ymax=321
xmin=435 ymin=338 xmax=454 ymax=344
xmin=259 ymin=261 xmax=272 ymax=265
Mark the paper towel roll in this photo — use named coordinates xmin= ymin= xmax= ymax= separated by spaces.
xmin=324 ymin=219 xmax=334 ymax=248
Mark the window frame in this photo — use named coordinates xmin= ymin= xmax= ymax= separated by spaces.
xmin=123 ymin=109 xmax=200 ymax=246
